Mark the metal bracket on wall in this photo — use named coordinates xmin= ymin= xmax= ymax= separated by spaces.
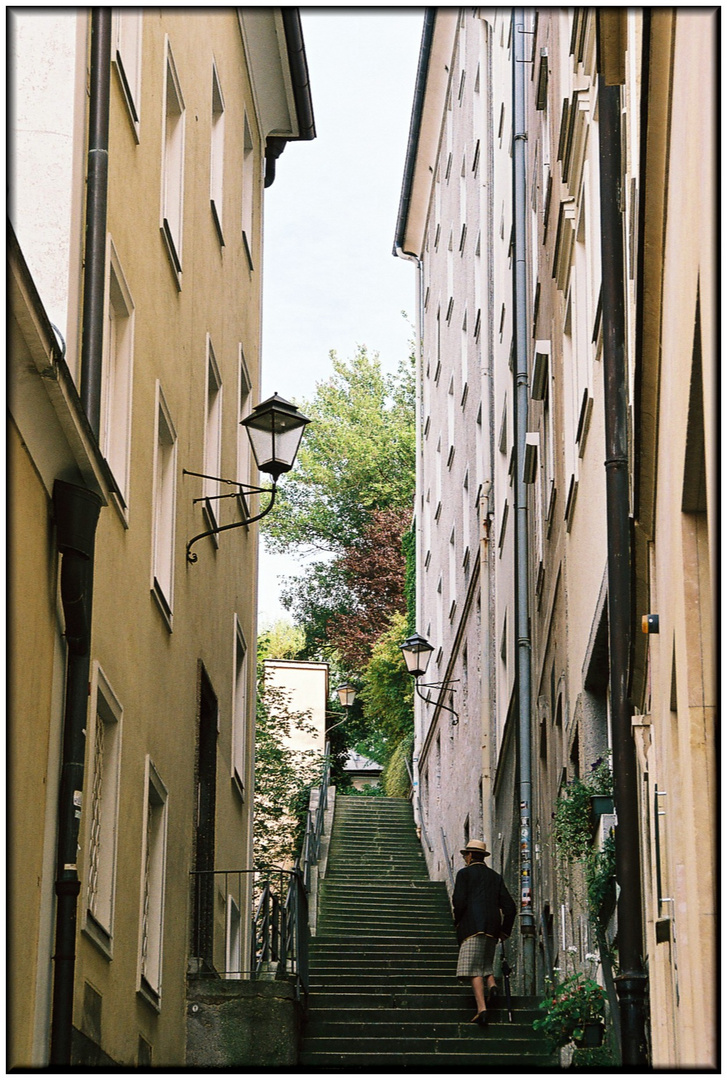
xmin=183 ymin=469 xmax=277 ymax=563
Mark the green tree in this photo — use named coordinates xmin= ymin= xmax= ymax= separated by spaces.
xmin=253 ymin=678 xmax=322 ymax=871
xmin=264 ymin=346 xmax=415 ymax=556
xmin=257 ymin=617 xmax=305 ymax=662
xmin=359 ymin=610 xmax=414 ymax=745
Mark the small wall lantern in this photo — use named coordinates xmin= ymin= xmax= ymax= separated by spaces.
xmin=400 ymin=633 xmax=458 ymax=723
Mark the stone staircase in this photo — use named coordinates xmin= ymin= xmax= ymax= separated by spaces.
xmin=300 ymin=794 xmax=555 ymax=1068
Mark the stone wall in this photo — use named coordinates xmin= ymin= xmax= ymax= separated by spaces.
xmin=186 ymin=980 xmax=303 ymax=1068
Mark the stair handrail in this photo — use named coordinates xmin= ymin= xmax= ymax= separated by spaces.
xmin=440 ymin=827 xmax=456 ymax=891
xmin=404 ymin=754 xmax=433 ymax=852
xmin=298 ymin=741 xmax=331 ymax=892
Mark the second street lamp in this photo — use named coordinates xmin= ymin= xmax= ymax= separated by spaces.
xmin=184 ymin=393 xmax=310 ymax=562
xmin=400 ymin=632 xmax=459 ymax=723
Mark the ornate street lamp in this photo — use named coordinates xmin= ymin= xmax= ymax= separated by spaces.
xmin=336 ymin=684 xmax=357 ymax=708
xmin=400 ymin=633 xmax=459 ymax=723
xmin=184 ymin=393 xmax=310 ymax=562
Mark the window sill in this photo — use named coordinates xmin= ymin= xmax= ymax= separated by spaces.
xmin=151 ymin=579 xmax=173 ymax=632
xmin=241 ymin=230 xmax=254 ymax=273
xmin=112 ymin=54 xmax=140 ymax=143
xmin=210 ymin=200 xmax=225 ymax=247
xmin=83 ymin=911 xmax=113 ymax=960
xmin=160 ymin=221 xmax=183 ymax=290
xmin=202 ymin=500 xmax=220 ymax=549
xmin=137 ymin=978 xmax=161 ymax=1014
xmin=232 ymin=769 xmax=245 ymax=803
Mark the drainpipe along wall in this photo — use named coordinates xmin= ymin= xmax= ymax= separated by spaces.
xmin=511 ymin=9 xmax=535 ymax=992
xmin=596 ymin=20 xmax=649 ymax=1065
xmin=50 ymin=8 xmax=111 ymax=1064
xmin=79 ymin=8 xmax=111 ymax=437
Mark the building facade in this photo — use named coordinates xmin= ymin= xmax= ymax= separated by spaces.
xmin=9 ymin=9 xmax=314 ymax=1067
xmin=395 ymin=7 xmax=716 ymax=1068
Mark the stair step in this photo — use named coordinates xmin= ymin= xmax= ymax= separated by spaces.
xmin=304 ymin=795 xmax=554 ymax=1068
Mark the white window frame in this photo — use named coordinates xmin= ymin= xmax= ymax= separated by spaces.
xmin=161 ymin=38 xmax=185 ymax=284
xmin=210 ymin=61 xmax=225 ymax=244
xmin=232 ymin=617 xmax=248 ymax=799
xmin=112 ymin=9 xmax=142 ymax=139
xmin=101 ymin=237 xmax=135 ymax=513
xmin=151 ymin=382 xmax=177 ymax=626
xmin=236 ymin=345 xmax=252 ymax=518
xmin=203 ymin=336 xmax=223 ymax=538
xmin=83 ymin=663 xmax=123 ymax=958
xmin=137 ymin=757 xmax=168 ymax=1010
xmin=241 ymin=112 xmax=254 ymax=269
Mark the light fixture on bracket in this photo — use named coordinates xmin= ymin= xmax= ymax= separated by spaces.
xmin=184 ymin=393 xmax=310 ymax=563
xmin=400 ymin=633 xmax=459 ymax=723
xmin=326 ymin=684 xmax=357 ymax=736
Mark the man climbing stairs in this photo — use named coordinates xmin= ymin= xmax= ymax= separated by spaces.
xmin=300 ymin=794 xmax=555 ymax=1068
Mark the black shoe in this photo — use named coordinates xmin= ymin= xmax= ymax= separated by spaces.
xmin=476 ymin=1011 xmax=489 ymax=1028
xmin=486 ymin=983 xmax=498 ymax=1005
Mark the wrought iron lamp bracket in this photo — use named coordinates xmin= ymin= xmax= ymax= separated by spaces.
xmin=414 ymin=678 xmax=460 ymax=724
xmin=183 ymin=469 xmax=277 ymax=563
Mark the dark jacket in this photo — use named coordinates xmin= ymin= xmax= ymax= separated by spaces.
xmin=452 ymin=861 xmax=516 ymax=946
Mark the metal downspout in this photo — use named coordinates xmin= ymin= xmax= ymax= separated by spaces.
xmin=79 ymin=8 xmax=111 ymax=438
xmin=49 ymin=482 xmax=102 ymax=1064
xmin=511 ymin=9 xmax=535 ymax=992
xmin=596 ymin=55 xmax=649 ymax=1065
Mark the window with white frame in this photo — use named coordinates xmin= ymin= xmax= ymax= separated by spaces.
xmin=112 ymin=9 xmax=142 ymax=135
xmin=236 ymin=346 xmax=252 ymax=514
xmin=161 ymin=41 xmax=185 ymax=279
xmin=241 ymin=113 xmax=254 ymax=268
xmin=101 ymin=240 xmax=135 ymax=506
xmin=152 ymin=384 xmax=177 ymax=621
xmin=210 ymin=62 xmax=225 ymax=243
xmin=85 ymin=664 xmax=123 ymax=954
xmin=138 ymin=758 xmax=168 ymax=1007
xmin=232 ymin=618 xmax=248 ymax=797
xmin=203 ymin=337 xmax=222 ymax=532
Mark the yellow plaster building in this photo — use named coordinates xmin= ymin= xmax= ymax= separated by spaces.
xmin=9 ymin=9 xmax=314 ymax=1067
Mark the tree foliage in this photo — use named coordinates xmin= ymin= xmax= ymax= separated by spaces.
xmin=253 ymin=678 xmax=323 ymax=871
xmin=359 ymin=610 xmax=414 ymax=744
xmin=264 ymin=346 xmax=415 ymax=556
xmin=256 ymin=618 xmax=305 ymax=662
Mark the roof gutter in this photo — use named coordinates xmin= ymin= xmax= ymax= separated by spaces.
xmin=265 ymin=8 xmax=316 ymax=188
xmin=392 ymin=9 xmax=436 ymax=260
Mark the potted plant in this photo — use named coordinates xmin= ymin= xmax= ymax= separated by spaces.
xmin=533 ymin=973 xmax=606 ymax=1050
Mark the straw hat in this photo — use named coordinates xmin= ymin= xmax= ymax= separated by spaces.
xmin=460 ymin=838 xmax=491 ymax=857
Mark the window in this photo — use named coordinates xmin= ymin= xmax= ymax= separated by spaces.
xmin=112 ymin=9 xmax=142 ymax=136
xmin=232 ymin=618 xmax=248 ymax=797
xmin=85 ymin=664 xmax=123 ymax=955
xmin=161 ymin=40 xmax=185 ymax=281
xmin=210 ymin=63 xmax=225 ymax=243
xmin=138 ymin=759 xmax=168 ymax=1007
xmin=152 ymin=384 xmax=177 ymax=623
xmin=241 ymin=113 xmax=254 ymax=269
xmin=203 ymin=337 xmax=222 ymax=536
xmin=101 ymin=240 xmax=135 ymax=507
xmin=236 ymin=346 xmax=252 ymax=515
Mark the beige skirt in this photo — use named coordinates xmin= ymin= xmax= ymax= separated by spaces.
xmin=456 ymin=932 xmax=497 ymax=979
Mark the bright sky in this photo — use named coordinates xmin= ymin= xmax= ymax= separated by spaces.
xmin=257 ymin=9 xmax=424 ymax=627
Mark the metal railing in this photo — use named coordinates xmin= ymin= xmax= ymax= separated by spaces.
xmin=298 ymin=742 xmax=331 ymax=892
xmin=405 ymin=754 xmax=433 ymax=852
xmin=188 ymin=744 xmax=331 ymax=999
